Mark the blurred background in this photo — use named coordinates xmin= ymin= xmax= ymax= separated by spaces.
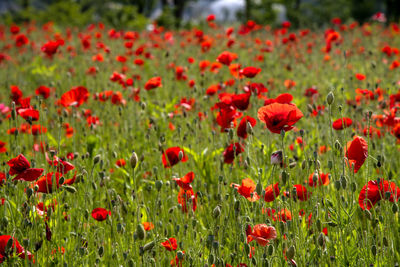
xmin=0 ymin=0 xmax=399 ymax=29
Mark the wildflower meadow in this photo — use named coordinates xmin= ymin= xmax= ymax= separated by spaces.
xmin=1 ymin=14 xmax=400 ymax=267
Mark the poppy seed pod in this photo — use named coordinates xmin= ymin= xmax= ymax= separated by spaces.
xmin=130 ymin=152 xmax=138 ymax=169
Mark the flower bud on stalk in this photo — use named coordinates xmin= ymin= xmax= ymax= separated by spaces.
xmin=130 ymin=151 xmax=138 ymax=169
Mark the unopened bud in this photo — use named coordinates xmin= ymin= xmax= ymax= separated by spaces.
xmin=130 ymin=152 xmax=138 ymax=169
xmin=93 ymin=155 xmax=101 ymax=165
xmin=326 ymin=92 xmax=334 ymax=105
xmin=136 ymin=224 xmax=146 ymax=240
xmin=286 ymin=245 xmax=295 ymax=260
xmin=213 ymin=205 xmax=221 ymax=218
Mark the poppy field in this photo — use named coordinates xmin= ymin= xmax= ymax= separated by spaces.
xmin=1 ymin=17 xmax=400 ymax=266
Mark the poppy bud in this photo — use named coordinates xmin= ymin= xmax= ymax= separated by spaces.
xmin=383 ymin=237 xmax=388 ymax=247
xmin=34 ymin=184 xmax=39 ymax=192
xmin=64 ymin=185 xmax=77 ymax=193
xmin=213 ymin=205 xmax=221 ymax=218
xmin=312 ymin=172 xmax=318 ymax=184
xmin=392 ymin=203 xmax=398 ymax=213
xmin=256 ymin=182 xmax=262 ymax=195
xmin=271 ymin=151 xmax=283 ymax=165
xmin=228 ymin=128 xmax=234 ymax=140
xmin=328 ymin=160 xmax=333 ymax=169
xmin=155 ymin=180 xmax=163 ymax=191
xmin=136 ymin=224 xmax=146 ymax=240
xmin=301 ymin=160 xmax=306 ymax=169
xmin=340 ymin=176 xmax=347 ymax=189
xmin=26 ymin=187 xmax=34 ymax=198
xmin=59 ymin=176 xmax=65 ymax=185
xmin=208 ymin=254 xmax=215 ymax=265
xmin=317 ymin=233 xmax=325 ymax=247
xmin=286 ymin=245 xmax=295 ymax=260
xmin=93 ymin=155 xmax=101 ymax=165
xmin=178 ymin=151 xmax=184 ymax=161
xmin=364 ymin=209 xmax=372 ymax=220
xmin=246 ymin=122 xmax=254 ymax=135
xmin=281 ymin=171 xmax=288 ymax=185
xmin=143 ymin=240 xmax=155 ymax=252
xmin=177 ymin=250 xmax=185 ymax=260
xmin=98 ymin=246 xmax=104 ymax=257
xmin=130 ymin=151 xmax=138 ymax=169
xmin=371 ymin=245 xmax=377 ymax=256
xmin=326 ymin=92 xmax=334 ymax=105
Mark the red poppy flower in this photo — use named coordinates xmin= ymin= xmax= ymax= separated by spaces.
xmin=355 ymin=73 xmax=366 ymax=80
xmin=91 ymin=208 xmax=111 ymax=221
xmin=46 ymin=154 xmax=75 ymax=174
xmin=177 ymin=187 xmax=197 ymax=213
xmin=170 ymin=250 xmax=185 ymax=267
xmin=216 ymin=105 xmax=242 ymax=132
xmin=173 ymin=172 xmax=194 ymax=190
xmin=35 ymin=86 xmax=51 ymax=99
xmin=41 ymin=40 xmax=62 ymax=57
xmin=60 ymin=86 xmax=89 ymax=107
xmin=358 ymin=179 xmax=400 ymax=210
xmin=161 ymin=238 xmax=178 ymax=251
xmin=332 ymin=117 xmax=353 ymax=130
xmin=231 ymin=178 xmax=260 ymax=202
xmin=345 ymin=135 xmax=368 ymax=173
xmin=216 ymin=51 xmax=238 ymax=66
xmin=223 ymin=143 xmax=244 ymax=164
xmin=0 ymin=172 xmax=6 ymax=186
xmin=239 ymin=67 xmax=261 ymax=78
xmin=31 ymin=124 xmax=47 ymax=135
xmin=257 ymin=103 xmax=303 ymax=134
xmin=142 ymin=222 xmax=154 ymax=231
xmin=0 ymin=141 xmax=6 ymax=153
xmin=0 ymin=235 xmax=33 ymax=264
xmin=7 ymin=154 xmax=44 ymax=182
xmin=17 ymin=107 xmax=39 ymax=122
xmin=115 ymin=159 xmax=126 ymax=167
xmin=275 ymin=208 xmax=292 ymax=222
xmin=33 ymin=172 xmax=76 ymax=194
xmin=308 ymin=172 xmax=330 ymax=187
xmin=232 ymin=93 xmax=251 ymax=110
xmin=284 ymin=184 xmax=311 ymax=201
xmin=206 ymin=14 xmax=216 ymax=21
xmin=144 ymin=76 xmax=162 ymax=90
xmin=246 ymin=224 xmax=277 ymax=246
xmin=15 ymin=34 xmax=29 ymax=47
xmin=162 ymin=147 xmax=188 ymax=168
xmin=264 ymin=182 xmax=280 ymax=202
xmin=237 ymin=116 xmax=256 ymax=139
